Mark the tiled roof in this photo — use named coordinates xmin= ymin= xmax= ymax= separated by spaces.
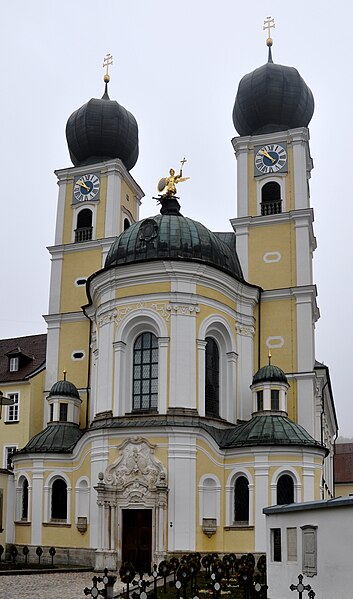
xmin=0 ymin=334 xmax=46 ymax=383
xmin=19 ymin=422 xmax=83 ymax=454
xmin=334 ymin=443 xmax=353 ymax=483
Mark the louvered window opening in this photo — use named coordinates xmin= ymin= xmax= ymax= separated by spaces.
xmin=133 ymin=333 xmax=158 ymax=411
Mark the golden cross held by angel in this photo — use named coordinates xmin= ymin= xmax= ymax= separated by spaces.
xmin=157 ymin=158 xmax=190 ymax=197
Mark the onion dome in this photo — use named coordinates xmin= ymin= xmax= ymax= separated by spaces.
xmin=252 ymin=363 xmax=288 ymax=386
xmin=104 ymin=197 xmax=243 ymax=280
xmin=66 ymin=80 xmax=138 ymax=171
xmin=220 ymin=413 xmax=327 ymax=453
xmin=233 ymin=44 xmax=314 ymax=136
xmin=48 ymin=378 xmax=80 ymax=400
xmin=18 ymin=422 xmax=83 ymax=454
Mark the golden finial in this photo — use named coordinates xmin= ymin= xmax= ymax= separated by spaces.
xmin=63 ymin=369 xmax=67 ymax=381
xmin=157 ymin=158 xmax=190 ymax=197
xmin=268 ymin=351 xmax=272 ymax=365
xmin=263 ymin=16 xmax=275 ymax=47
xmin=103 ymin=53 xmax=113 ymax=83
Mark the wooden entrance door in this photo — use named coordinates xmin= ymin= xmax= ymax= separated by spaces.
xmin=122 ymin=509 xmax=152 ymax=572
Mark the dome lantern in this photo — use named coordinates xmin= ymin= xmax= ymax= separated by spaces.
xmin=47 ymin=374 xmax=82 ymax=425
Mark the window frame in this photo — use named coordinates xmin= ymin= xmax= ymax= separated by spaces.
xmin=9 ymin=357 xmax=19 ymax=372
xmin=234 ymin=475 xmax=250 ymax=525
xmin=271 ymin=527 xmax=282 ymax=562
xmin=276 ymin=473 xmax=295 ymax=505
xmin=205 ymin=337 xmax=220 ymax=418
xmin=132 ymin=332 xmax=159 ymax=412
xmin=51 ymin=478 xmax=68 ymax=522
xmin=3 ymin=444 xmax=18 ymax=470
xmin=6 ymin=392 xmax=20 ymax=423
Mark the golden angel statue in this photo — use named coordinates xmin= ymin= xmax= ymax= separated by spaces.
xmin=157 ymin=158 xmax=190 ymax=197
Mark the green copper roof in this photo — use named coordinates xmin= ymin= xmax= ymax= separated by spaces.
xmin=220 ymin=414 xmax=326 ymax=452
xmin=252 ymin=364 xmax=288 ymax=385
xmin=104 ymin=211 xmax=243 ymax=280
xmin=19 ymin=423 xmax=83 ymax=454
xmin=49 ymin=379 xmax=80 ymax=399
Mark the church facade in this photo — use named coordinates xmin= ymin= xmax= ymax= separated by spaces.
xmin=0 ymin=41 xmax=337 ymax=570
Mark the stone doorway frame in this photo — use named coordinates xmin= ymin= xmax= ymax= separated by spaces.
xmin=94 ymin=437 xmax=168 ymax=571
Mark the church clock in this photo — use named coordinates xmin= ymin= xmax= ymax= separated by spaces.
xmin=73 ymin=173 xmax=100 ymax=203
xmin=254 ymin=143 xmax=288 ymax=176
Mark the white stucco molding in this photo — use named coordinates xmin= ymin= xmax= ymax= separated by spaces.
xmin=225 ymin=467 xmax=254 ymax=527
xmin=270 ymin=466 xmax=302 ymax=505
xmin=198 ymin=474 xmax=221 ymax=526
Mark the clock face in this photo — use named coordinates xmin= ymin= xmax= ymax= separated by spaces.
xmin=73 ymin=174 xmax=100 ymax=202
xmin=255 ymin=144 xmax=287 ymax=175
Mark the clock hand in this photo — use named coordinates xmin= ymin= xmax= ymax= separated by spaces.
xmin=259 ymin=150 xmax=276 ymax=163
xmin=77 ymin=179 xmax=90 ymax=191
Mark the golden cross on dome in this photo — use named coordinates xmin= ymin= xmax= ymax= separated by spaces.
xmin=268 ymin=351 xmax=272 ymax=365
xmin=263 ymin=16 xmax=275 ymax=46
xmin=103 ymin=53 xmax=113 ymax=83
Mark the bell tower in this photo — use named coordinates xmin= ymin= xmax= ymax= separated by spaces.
xmin=44 ymin=57 xmax=144 ymax=426
xmin=230 ymin=23 xmax=319 ymax=436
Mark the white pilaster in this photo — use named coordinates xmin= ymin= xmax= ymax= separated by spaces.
xmin=225 ymin=351 xmax=238 ymax=423
xmin=254 ymin=453 xmax=269 ymax=553
xmin=113 ymin=341 xmax=126 ymax=417
xmin=169 ymin=304 xmax=198 ymax=409
xmin=158 ymin=337 xmax=169 ymax=414
xmin=90 ymin=439 xmax=109 ymax=549
xmin=168 ymin=432 xmax=197 ymax=551
xmin=197 ymin=339 xmax=207 ymax=417
xmin=236 ymin=324 xmax=254 ymax=421
xmin=54 ymin=178 xmax=67 ymax=245
xmin=31 ymin=463 xmax=43 ymax=545
xmin=232 ymin=136 xmax=251 ymax=217
xmin=95 ymin=318 xmax=115 ymax=414
xmin=105 ymin=169 xmax=122 ymax=238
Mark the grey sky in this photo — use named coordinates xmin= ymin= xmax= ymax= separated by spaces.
xmin=1 ymin=1 xmax=352 ymax=434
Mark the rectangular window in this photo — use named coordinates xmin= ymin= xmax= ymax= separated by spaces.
xmin=287 ymin=527 xmax=297 ymax=561
xmin=9 ymin=357 xmax=19 ymax=372
xmin=257 ymin=390 xmax=263 ymax=411
xmin=4 ymin=446 xmax=17 ymax=470
xmin=49 ymin=404 xmax=54 ymax=422
xmin=271 ymin=389 xmax=280 ymax=410
xmin=302 ymin=525 xmax=317 ymax=576
xmin=271 ymin=528 xmax=282 ymax=562
xmin=6 ymin=393 xmax=19 ymax=422
xmin=59 ymin=403 xmax=68 ymax=422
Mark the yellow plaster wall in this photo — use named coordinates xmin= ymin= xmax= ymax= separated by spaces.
xmin=116 ymin=283 xmax=170 ymax=300
xmin=0 ymin=383 xmax=31 ymax=452
xmin=248 ymin=222 xmax=297 ymax=290
xmin=259 ymin=298 xmax=297 ymax=375
xmin=28 ymin=370 xmax=45 ymax=439
xmin=196 ymin=286 xmax=235 ymax=312
xmin=15 ymin=523 xmax=31 ymax=545
xmin=60 ymin=250 xmax=101 ymax=313
xmin=58 ymin=321 xmax=89 ymax=390
xmin=121 ymin=180 xmax=138 ymax=222
xmin=335 ymin=482 xmax=353 ymax=497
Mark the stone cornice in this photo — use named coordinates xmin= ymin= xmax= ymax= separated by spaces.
xmin=231 ymin=208 xmax=315 ymax=230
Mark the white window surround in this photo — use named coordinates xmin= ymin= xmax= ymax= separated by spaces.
xmin=270 ymin=467 xmax=301 ymax=505
xmin=9 ymin=357 xmax=19 ymax=372
xmin=113 ymin=310 xmax=169 ymax=417
xmin=43 ymin=472 xmax=71 ymax=524
xmin=16 ymin=474 xmax=31 ymax=521
xmin=198 ymin=315 xmax=237 ymax=422
xmin=75 ymin=476 xmax=90 ymax=523
xmin=225 ymin=468 xmax=254 ymax=527
xmin=75 ymin=277 xmax=87 ymax=287
xmin=6 ymin=392 xmax=20 ymax=422
xmin=72 ymin=203 xmax=98 ymax=243
xmin=71 ymin=350 xmax=85 ymax=361
xmin=198 ymin=474 xmax=221 ymax=526
xmin=3 ymin=444 xmax=18 ymax=470
xmin=257 ymin=176 xmax=286 ymax=215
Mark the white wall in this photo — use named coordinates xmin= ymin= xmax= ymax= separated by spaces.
xmin=265 ymin=500 xmax=353 ymax=599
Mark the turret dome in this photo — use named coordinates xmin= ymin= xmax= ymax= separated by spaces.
xmin=252 ymin=363 xmax=288 ymax=386
xmin=48 ymin=379 xmax=80 ymax=400
xmin=66 ymin=82 xmax=138 ymax=170
xmin=233 ymin=47 xmax=314 ymax=136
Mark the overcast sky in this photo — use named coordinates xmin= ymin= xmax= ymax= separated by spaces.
xmin=1 ymin=1 xmax=352 ymax=435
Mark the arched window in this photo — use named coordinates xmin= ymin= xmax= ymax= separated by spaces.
xmin=205 ymin=337 xmax=219 ymax=417
xmin=261 ymin=182 xmax=282 ymax=215
xmin=277 ymin=474 xmax=294 ymax=505
xmin=133 ymin=332 xmax=158 ymax=411
xmin=75 ymin=209 xmax=93 ymax=242
xmin=51 ymin=478 xmax=68 ymax=520
xmin=124 ymin=218 xmax=131 ymax=230
xmin=21 ymin=478 xmax=29 ymax=520
xmin=234 ymin=476 xmax=249 ymax=524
